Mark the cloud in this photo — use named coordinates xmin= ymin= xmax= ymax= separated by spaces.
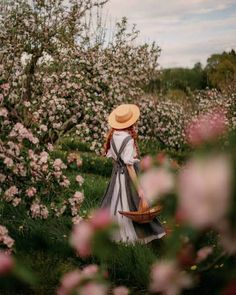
xmin=106 ymin=0 xmax=236 ymax=67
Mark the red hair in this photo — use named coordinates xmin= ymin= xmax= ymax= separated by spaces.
xmin=103 ymin=125 xmax=140 ymax=158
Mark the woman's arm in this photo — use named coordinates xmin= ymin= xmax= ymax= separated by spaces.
xmin=126 ymin=164 xmax=144 ymax=198
xmin=127 ymin=164 xmax=149 ymax=210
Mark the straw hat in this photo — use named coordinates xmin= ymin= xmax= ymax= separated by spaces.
xmin=108 ymin=104 xmax=140 ymax=129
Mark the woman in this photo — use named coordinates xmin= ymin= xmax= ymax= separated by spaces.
xmin=100 ymin=104 xmax=166 ymax=244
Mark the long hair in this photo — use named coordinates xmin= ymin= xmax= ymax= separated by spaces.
xmin=103 ymin=124 xmax=140 ymax=158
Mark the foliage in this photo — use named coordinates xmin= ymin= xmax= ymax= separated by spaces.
xmin=206 ymin=50 xmax=236 ymax=91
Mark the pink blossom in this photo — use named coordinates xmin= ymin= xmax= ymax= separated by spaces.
xmin=0 ymin=173 xmax=6 ymax=183
xmin=79 ymin=282 xmax=108 ymax=295
xmin=76 ymin=158 xmax=83 ymax=167
xmin=57 ymin=270 xmax=81 ymax=295
xmin=0 ymin=226 xmax=8 ymax=236
xmin=89 ymin=208 xmax=113 ymax=230
xmin=4 ymin=186 xmax=18 ymax=201
xmin=177 ymin=154 xmax=232 ymax=229
xmin=72 ymin=215 xmax=83 ymax=224
xmin=196 ymin=246 xmax=213 ymax=263
xmin=39 ymin=124 xmax=48 ymax=132
xmin=149 ymin=260 xmax=192 ymax=295
xmin=73 ymin=191 xmax=84 ymax=203
xmin=185 ymin=108 xmax=227 ymax=146
xmin=82 ymin=264 xmax=99 ymax=277
xmin=60 ymin=176 xmax=70 ymax=187
xmin=0 ymin=107 xmax=8 ymax=117
xmin=140 ymin=155 xmax=153 ymax=171
xmin=47 ymin=143 xmax=54 ymax=151
xmin=39 ymin=151 xmax=49 ymax=164
xmin=3 ymin=157 xmax=13 ymax=167
xmin=26 ymin=187 xmax=37 ymax=197
xmin=30 ymin=202 xmax=49 ymax=219
xmin=0 ymin=252 xmax=14 ymax=275
xmin=76 ymin=175 xmax=84 ymax=185
xmin=12 ymin=197 xmax=21 ymax=207
xmin=140 ymin=168 xmax=174 ymax=204
xmin=2 ymin=236 xmax=14 ymax=248
xmin=70 ymin=221 xmax=94 ymax=257
xmin=113 ymin=286 xmax=129 ymax=295
xmin=1 ymin=83 xmax=10 ymax=90
xmin=53 ymin=158 xmax=67 ymax=171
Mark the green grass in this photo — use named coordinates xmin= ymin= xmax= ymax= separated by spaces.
xmin=0 ymin=137 xmax=176 ymax=294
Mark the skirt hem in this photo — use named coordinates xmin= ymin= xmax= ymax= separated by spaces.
xmin=113 ymin=231 xmax=167 ymax=245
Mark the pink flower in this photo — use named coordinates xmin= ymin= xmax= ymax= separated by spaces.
xmin=82 ymin=264 xmax=99 ymax=277
xmin=2 ymin=236 xmax=14 ymax=248
xmin=72 ymin=215 xmax=83 ymax=224
xmin=0 ymin=252 xmax=14 ymax=275
xmin=177 ymin=154 xmax=232 ymax=229
xmin=3 ymin=157 xmax=13 ymax=167
xmin=0 ymin=173 xmax=6 ymax=183
xmin=140 ymin=168 xmax=174 ymax=204
xmin=4 ymin=186 xmax=18 ymax=201
xmin=113 ymin=286 xmax=129 ymax=295
xmin=0 ymin=108 xmax=8 ymax=117
xmin=70 ymin=221 xmax=94 ymax=257
xmin=89 ymin=208 xmax=113 ymax=230
xmin=76 ymin=158 xmax=83 ymax=167
xmin=12 ymin=197 xmax=21 ymax=207
xmin=76 ymin=175 xmax=84 ymax=185
xmin=149 ymin=260 xmax=192 ymax=295
xmin=0 ymin=226 xmax=8 ymax=236
xmin=1 ymin=83 xmax=10 ymax=90
xmin=196 ymin=246 xmax=213 ymax=263
xmin=57 ymin=270 xmax=81 ymax=295
xmin=72 ymin=191 xmax=84 ymax=203
xmin=79 ymin=282 xmax=108 ymax=295
xmin=185 ymin=108 xmax=227 ymax=146
xmin=140 ymin=155 xmax=153 ymax=171
xmin=26 ymin=187 xmax=37 ymax=197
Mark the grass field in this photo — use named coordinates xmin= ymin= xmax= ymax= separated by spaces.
xmin=0 ymin=138 xmax=171 ymax=295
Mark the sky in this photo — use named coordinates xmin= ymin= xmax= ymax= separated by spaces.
xmin=105 ymin=0 xmax=236 ymax=68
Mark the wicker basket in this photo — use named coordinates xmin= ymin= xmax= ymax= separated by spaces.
xmin=118 ymin=198 xmax=162 ymax=224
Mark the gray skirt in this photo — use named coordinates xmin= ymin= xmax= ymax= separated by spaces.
xmin=100 ymin=161 xmax=166 ymax=244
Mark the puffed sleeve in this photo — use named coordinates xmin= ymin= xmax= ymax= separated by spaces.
xmin=121 ymin=138 xmax=140 ymax=165
xmin=106 ymin=147 xmax=113 ymax=159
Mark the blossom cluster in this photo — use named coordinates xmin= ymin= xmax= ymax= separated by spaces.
xmin=0 ymin=225 xmax=15 ymax=251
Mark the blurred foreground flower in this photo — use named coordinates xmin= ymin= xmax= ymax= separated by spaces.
xmin=0 ymin=251 xmax=14 ymax=275
xmin=196 ymin=246 xmax=213 ymax=263
xmin=70 ymin=208 xmax=113 ymax=257
xmin=177 ymin=154 xmax=232 ymax=229
xmin=113 ymin=286 xmax=130 ymax=295
xmin=140 ymin=167 xmax=174 ymax=204
xmin=185 ymin=108 xmax=227 ymax=146
xmin=149 ymin=260 xmax=193 ymax=295
xmin=57 ymin=264 xmax=108 ymax=295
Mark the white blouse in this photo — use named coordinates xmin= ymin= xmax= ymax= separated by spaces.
xmin=106 ymin=130 xmax=140 ymax=165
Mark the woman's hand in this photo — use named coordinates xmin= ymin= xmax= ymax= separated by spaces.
xmin=138 ymin=188 xmax=150 ymax=211
xmin=138 ymin=186 xmax=145 ymax=199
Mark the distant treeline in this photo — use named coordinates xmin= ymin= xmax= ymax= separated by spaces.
xmin=145 ymin=49 xmax=236 ymax=95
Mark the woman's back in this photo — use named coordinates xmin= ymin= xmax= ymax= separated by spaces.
xmin=106 ymin=130 xmax=139 ymax=165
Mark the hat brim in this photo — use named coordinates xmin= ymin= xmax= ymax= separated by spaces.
xmin=108 ymin=104 xmax=140 ymax=129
